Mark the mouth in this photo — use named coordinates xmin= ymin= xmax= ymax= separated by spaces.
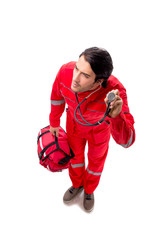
xmin=72 ymin=81 xmax=80 ymax=88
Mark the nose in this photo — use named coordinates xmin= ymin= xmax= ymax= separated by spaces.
xmin=73 ymin=70 xmax=80 ymax=83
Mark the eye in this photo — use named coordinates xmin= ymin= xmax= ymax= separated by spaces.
xmin=83 ymin=73 xmax=90 ymax=78
xmin=75 ymin=65 xmax=78 ymax=70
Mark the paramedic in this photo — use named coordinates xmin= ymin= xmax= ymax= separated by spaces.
xmin=49 ymin=47 xmax=135 ymax=212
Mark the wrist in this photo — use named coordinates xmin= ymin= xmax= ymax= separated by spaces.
xmin=109 ymin=111 xmax=125 ymax=121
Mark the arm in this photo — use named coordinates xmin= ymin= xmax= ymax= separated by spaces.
xmin=105 ymin=88 xmax=135 ymax=148
xmin=49 ymin=66 xmax=65 ymax=135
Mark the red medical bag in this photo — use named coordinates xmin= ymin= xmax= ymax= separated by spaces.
xmin=37 ymin=126 xmax=74 ymax=172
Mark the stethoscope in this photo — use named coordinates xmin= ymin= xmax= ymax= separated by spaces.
xmin=74 ymin=82 xmax=116 ymax=126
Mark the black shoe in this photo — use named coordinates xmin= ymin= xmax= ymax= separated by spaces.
xmin=63 ymin=186 xmax=83 ymax=203
xmin=83 ymin=192 xmax=94 ymax=212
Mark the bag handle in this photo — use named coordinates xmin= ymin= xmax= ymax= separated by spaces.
xmin=38 ymin=126 xmax=74 ymax=163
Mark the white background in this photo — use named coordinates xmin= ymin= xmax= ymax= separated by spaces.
xmin=0 ymin=0 xmax=160 ymax=239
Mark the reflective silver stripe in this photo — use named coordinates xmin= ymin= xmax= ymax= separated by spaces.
xmin=87 ymin=167 xmax=102 ymax=176
xmin=87 ymin=109 xmax=105 ymax=113
xmin=121 ymin=129 xmax=133 ymax=148
xmin=60 ymin=90 xmax=75 ymax=103
xmin=61 ymin=95 xmax=75 ymax=103
xmin=60 ymin=82 xmax=75 ymax=93
xmin=71 ymin=163 xmax=85 ymax=168
xmin=51 ymin=99 xmax=65 ymax=105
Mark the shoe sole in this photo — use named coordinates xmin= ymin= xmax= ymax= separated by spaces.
xmin=84 ymin=206 xmax=94 ymax=212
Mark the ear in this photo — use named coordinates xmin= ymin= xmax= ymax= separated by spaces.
xmin=98 ymin=79 xmax=104 ymax=85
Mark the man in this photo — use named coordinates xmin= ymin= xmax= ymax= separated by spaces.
xmin=49 ymin=47 xmax=135 ymax=212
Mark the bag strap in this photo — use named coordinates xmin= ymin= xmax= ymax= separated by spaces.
xmin=58 ymin=146 xmax=75 ymax=165
xmin=39 ymin=141 xmax=57 ymax=160
xmin=37 ymin=130 xmax=50 ymax=144
xmin=41 ymin=148 xmax=58 ymax=162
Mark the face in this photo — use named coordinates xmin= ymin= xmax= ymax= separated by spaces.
xmin=71 ymin=55 xmax=101 ymax=93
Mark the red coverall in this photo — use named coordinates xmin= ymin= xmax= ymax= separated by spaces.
xmin=49 ymin=62 xmax=135 ymax=194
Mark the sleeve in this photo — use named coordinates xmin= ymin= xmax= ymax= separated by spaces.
xmin=49 ymin=66 xmax=65 ymax=127
xmin=109 ymin=85 xmax=135 ymax=148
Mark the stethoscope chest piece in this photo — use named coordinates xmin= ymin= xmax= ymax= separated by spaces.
xmin=107 ymin=92 xmax=115 ymax=103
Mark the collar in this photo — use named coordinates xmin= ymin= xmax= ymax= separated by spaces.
xmin=76 ymin=85 xmax=105 ymax=101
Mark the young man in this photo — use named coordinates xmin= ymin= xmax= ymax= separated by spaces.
xmin=49 ymin=47 xmax=135 ymax=212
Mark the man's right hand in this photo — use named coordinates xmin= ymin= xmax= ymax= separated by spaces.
xmin=50 ymin=126 xmax=60 ymax=137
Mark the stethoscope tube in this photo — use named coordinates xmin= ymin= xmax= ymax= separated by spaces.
xmin=74 ymin=86 xmax=115 ymax=126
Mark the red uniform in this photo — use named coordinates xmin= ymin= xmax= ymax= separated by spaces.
xmin=50 ymin=62 xmax=135 ymax=194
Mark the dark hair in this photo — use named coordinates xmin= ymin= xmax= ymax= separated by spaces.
xmin=79 ymin=47 xmax=113 ymax=88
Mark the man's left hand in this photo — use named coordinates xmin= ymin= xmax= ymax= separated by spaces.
xmin=104 ymin=89 xmax=123 ymax=118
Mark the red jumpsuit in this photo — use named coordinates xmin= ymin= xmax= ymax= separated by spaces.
xmin=49 ymin=62 xmax=135 ymax=194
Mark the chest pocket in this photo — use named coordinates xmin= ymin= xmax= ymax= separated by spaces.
xmin=87 ymin=100 xmax=107 ymax=113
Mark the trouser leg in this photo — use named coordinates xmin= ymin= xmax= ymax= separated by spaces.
xmin=67 ymin=133 xmax=87 ymax=188
xmin=83 ymin=138 xmax=110 ymax=194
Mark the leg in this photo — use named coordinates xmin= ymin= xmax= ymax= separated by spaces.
xmin=67 ymin=133 xmax=87 ymax=188
xmin=83 ymin=125 xmax=110 ymax=194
